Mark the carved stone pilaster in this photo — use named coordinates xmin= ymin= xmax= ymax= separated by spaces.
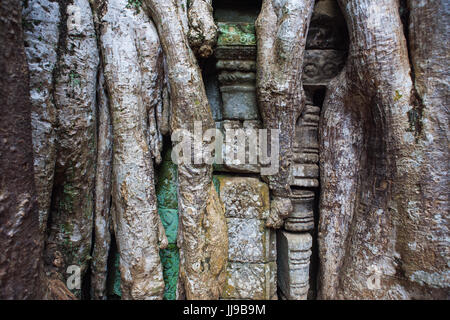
xmin=277 ymin=231 xmax=312 ymax=300
xmin=213 ymin=119 xmax=262 ymax=173
xmin=285 ymin=190 xmax=315 ymax=232
xmin=291 ymin=105 xmax=320 ymax=188
xmin=215 ymin=22 xmax=259 ymax=121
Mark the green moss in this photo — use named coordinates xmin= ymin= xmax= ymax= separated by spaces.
xmin=394 ymin=90 xmax=403 ymax=102
xmin=159 ymin=245 xmax=179 ymax=300
xmin=158 ymin=208 xmax=178 ymax=244
xmin=125 ymin=0 xmax=142 ymax=14
xmin=59 ymin=183 xmax=77 ymax=213
xmin=156 ymin=147 xmax=180 ymax=300
xmin=69 ymin=70 xmax=81 ymax=87
xmin=112 ymin=252 xmax=122 ymax=297
xmin=156 ymin=148 xmax=178 ymax=209
xmin=212 ymin=175 xmax=221 ymax=196
xmin=217 ymin=22 xmax=256 ymax=46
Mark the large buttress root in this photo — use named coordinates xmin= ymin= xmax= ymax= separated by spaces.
xmin=318 ymin=0 xmax=449 ymax=299
xmin=187 ymin=0 xmax=217 ymax=58
xmin=90 ymin=70 xmax=113 ymax=300
xmin=396 ymin=0 xmax=449 ymax=298
xmin=45 ymin=0 xmax=99 ymax=298
xmin=145 ymin=0 xmax=228 ymax=299
xmin=0 ymin=0 xmax=43 ymax=299
xmin=255 ymin=0 xmax=315 ymax=227
xmin=22 ymin=0 xmax=60 ymax=235
xmin=98 ymin=0 xmax=167 ymax=299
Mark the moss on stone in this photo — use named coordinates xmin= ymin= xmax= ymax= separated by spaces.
xmin=156 ymin=147 xmax=179 ymax=300
xmin=217 ymin=22 xmax=256 ymax=46
xmin=159 ymin=245 xmax=179 ymax=300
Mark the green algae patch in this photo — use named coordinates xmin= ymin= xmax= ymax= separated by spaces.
xmin=156 ymin=147 xmax=179 ymax=300
xmin=159 ymin=244 xmax=180 ymax=300
xmin=156 ymin=148 xmax=178 ymax=210
xmin=158 ymin=208 xmax=178 ymax=244
xmin=217 ymin=22 xmax=256 ymax=46
xmin=106 ymin=251 xmax=122 ymax=298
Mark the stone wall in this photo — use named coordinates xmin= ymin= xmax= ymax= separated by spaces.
xmin=106 ymin=0 xmax=348 ymax=300
xmin=203 ymin=0 xmax=348 ymax=300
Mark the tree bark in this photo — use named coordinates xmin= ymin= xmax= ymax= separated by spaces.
xmin=396 ymin=0 xmax=449 ymax=298
xmin=0 ymin=0 xmax=43 ymax=299
xmin=90 ymin=70 xmax=113 ymax=300
xmin=255 ymin=0 xmax=315 ymax=228
xmin=22 ymin=0 xmax=60 ymax=235
xmin=44 ymin=0 xmax=99 ymax=298
xmin=97 ymin=0 xmax=167 ymax=299
xmin=145 ymin=0 xmax=228 ymax=299
xmin=187 ymin=0 xmax=217 ymax=58
xmin=318 ymin=0 xmax=449 ymax=299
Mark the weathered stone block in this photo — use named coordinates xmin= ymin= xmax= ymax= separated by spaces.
xmin=220 ymin=85 xmax=258 ymax=120
xmin=216 ymin=176 xmax=269 ymax=220
xmin=303 ymin=50 xmax=346 ymax=85
xmin=227 ymin=217 xmax=276 ymax=263
xmin=204 ymin=72 xmax=223 ymax=121
xmin=290 ymin=164 xmax=319 ymax=187
xmin=216 ymin=176 xmax=277 ymax=299
xmin=277 ymin=231 xmax=312 ymax=300
xmin=222 ymin=262 xmax=277 ymax=300
xmin=214 ymin=120 xmax=262 ymax=173
xmin=215 ymin=22 xmax=259 ymax=121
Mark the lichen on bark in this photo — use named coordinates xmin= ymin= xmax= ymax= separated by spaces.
xmin=318 ymin=0 xmax=449 ymax=299
xmin=45 ymin=0 xmax=99 ymax=298
xmin=145 ymin=0 xmax=228 ymax=299
xmin=97 ymin=0 xmax=167 ymax=299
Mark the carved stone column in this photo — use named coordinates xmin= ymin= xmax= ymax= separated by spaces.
xmin=285 ymin=190 xmax=315 ymax=233
xmin=277 ymin=0 xmax=348 ymax=300
xmin=216 ymin=22 xmax=258 ymax=120
xmin=277 ymin=232 xmax=312 ymax=300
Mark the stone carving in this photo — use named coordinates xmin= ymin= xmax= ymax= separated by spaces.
xmin=277 ymin=231 xmax=312 ymax=300
xmin=303 ymin=50 xmax=346 ymax=85
xmin=217 ymin=22 xmax=256 ymax=46
xmin=291 ymin=105 xmax=320 ymax=188
xmin=306 ymin=0 xmax=348 ymax=50
xmin=213 ymin=119 xmax=262 ymax=173
xmin=215 ymin=176 xmax=277 ymax=300
xmin=293 ymin=105 xmax=320 ymax=164
xmin=223 ymin=262 xmax=277 ymax=300
xmin=215 ymin=22 xmax=259 ymax=121
xmin=285 ymin=190 xmax=315 ymax=232
xmin=203 ymin=1 xmax=350 ymax=301
xmin=275 ymin=3 xmax=348 ymax=297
